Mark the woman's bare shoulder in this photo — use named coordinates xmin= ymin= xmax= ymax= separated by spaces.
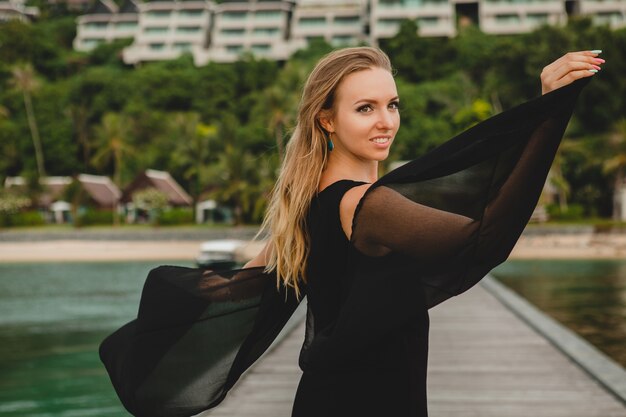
xmin=339 ymin=183 xmax=372 ymax=241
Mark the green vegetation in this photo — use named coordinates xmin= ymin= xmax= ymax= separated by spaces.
xmin=1 ymin=16 xmax=626 ymax=226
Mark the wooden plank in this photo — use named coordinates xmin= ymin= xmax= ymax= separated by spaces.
xmin=201 ymin=284 xmax=626 ymax=416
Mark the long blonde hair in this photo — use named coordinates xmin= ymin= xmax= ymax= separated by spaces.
xmin=255 ymin=46 xmax=393 ymax=300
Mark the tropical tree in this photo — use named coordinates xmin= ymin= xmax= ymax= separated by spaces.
xmin=262 ymin=61 xmax=307 ymax=159
xmin=168 ymin=112 xmax=218 ymax=212
xmin=549 ymin=138 xmax=587 ymax=212
xmin=205 ymin=141 xmax=273 ymax=225
xmin=91 ymin=112 xmax=135 ymax=188
xmin=602 ymin=119 xmax=626 ymax=220
xmin=132 ymin=187 xmax=169 ymax=225
xmin=10 ymin=63 xmax=46 ymax=178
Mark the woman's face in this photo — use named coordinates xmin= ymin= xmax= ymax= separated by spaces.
xmin=322 ymin=67 xmax=400 ymax=162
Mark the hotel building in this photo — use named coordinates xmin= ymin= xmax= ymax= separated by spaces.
xmin=72 ymin=0 xmax=626 ymax=64
xmin=0 ymin=0 xmax=39 ymax=22
xmin=73 ymin=0 xmax=140 ymax=51
xmin=122 ymin=0 xmax=212 ymax=64
xmin=195 ymin=0 xmax=294 ymax=65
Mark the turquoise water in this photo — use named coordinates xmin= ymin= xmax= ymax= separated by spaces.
xmin=0 ymin=261 xmax=193 ymax=417
xmin=1 ymin=259 xmax=624 ymax=416
xmin=492 ymin=259 xmax=626 ymax=368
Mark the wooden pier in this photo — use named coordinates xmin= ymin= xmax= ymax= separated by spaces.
xmin=203 ymin=279 xmax=626 ymax=417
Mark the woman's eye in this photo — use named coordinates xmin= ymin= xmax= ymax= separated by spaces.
xmin=389 ymin=101 xmax=400 ymax=110
xmin=357 ymin=104 xmax=373 ymax=113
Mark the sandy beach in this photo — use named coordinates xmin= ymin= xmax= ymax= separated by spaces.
xmin=0 ymin=239 xmax=266 ymax=262
xmin=0 ymin=233 xmax=625 ymax=262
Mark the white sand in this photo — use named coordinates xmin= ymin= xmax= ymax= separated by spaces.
xmin=0 ymin=235 xmax=624 ymax=262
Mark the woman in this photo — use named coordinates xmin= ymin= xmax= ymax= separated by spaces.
xmin=100 ymin=47 xmax=602 ymax=417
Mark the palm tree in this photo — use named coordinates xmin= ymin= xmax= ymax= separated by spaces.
xmin=10 ymin=63 xmax=45 ymax=178
xmin=91 ymin=113 xmax=135 ymax=188
xmin=91 ymin=113 xmax=135 ymax=225
xmin=205 ymin=142 xmax=273 ymax=225
xmin=169 ymin=112 xmax=217 ymax=215
xmin=68 ymin=104 xmax=92 ymax=168
xmin=548 ymin=138 xmax=586 ymax=212
xmin=603 ymin=119 xmax=626 ymax=221
xmin=264 ymin=62 xmax=306 ymax=159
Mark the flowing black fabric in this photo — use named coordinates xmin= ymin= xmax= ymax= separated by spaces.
xmin=100 ymin=77 xmax=590 ymax=417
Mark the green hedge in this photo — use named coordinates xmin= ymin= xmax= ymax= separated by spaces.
xmin=76 ymin=209 xmax=115 ymax=226
xmin=546 ymin=203 xmax=585 ymax=221
xmin=0 ymin=210 xmax=45 ymax=227
xmin=157 ymin=208 xmax=194 ymax=225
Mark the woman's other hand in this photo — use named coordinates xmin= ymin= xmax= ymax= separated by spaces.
xmin=541 ymin=50 xmax=604 ymax=95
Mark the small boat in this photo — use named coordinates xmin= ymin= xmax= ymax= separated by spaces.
xmin=195 ymin=239 xmax=246 ymax=270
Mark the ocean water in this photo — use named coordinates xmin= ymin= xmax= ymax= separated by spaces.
xmin=492 ymin=258 xmax=626 ymax=368
xmin=1 ymin=259 xmax=624 ymax=416
xmin=0 ymin=261 xmax=193 ymax=417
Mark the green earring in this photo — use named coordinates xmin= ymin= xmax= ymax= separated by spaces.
xmin=327 ymin=132 xmax=334 ymax=152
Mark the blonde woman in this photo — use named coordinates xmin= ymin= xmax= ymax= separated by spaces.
xmin=101 ymin=47 xmax=601 ymax=417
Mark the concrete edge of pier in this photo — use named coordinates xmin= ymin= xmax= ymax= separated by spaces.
xmin=481 ymin=274 xmax=626 ymax=406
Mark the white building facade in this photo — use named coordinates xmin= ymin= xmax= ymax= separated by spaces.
xmin=195 ymin=0 xmax=294 ymax=64
xmin=122 ymin=0 xmax=213 ymax=64
xmin=74 ymin=0 xmax=140 ymax=51
xmin=0 ymin=0 xmax=39 ymax=23
xmin=291 ymin=0 xmax=368 ymax=51
xmin=73 ymin=0 xmax=626 ymax=64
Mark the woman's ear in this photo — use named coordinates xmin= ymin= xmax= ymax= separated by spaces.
xmin=317 ymin=110 xmax=334 ymax=134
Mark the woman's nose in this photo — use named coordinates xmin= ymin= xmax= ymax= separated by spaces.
xmin=376 ymin=109 xmax=396 ymax=130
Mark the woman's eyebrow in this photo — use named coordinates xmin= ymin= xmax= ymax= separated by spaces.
xmin=352 ymin=96 xmax=400 ymax=105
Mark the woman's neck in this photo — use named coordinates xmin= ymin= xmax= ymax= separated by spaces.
xmin=323 ymin=151 xmax=378 ymax=184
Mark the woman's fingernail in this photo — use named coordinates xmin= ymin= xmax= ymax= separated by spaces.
xmin=594 ymin=58 xmax=605 ymax=64
xmin=590 ymin=49 xmax=603 ymax=54
xmin=588 ymin=69 xmax=598 ymax=73
xmin=592 ymin=64 xmax=601 ymax=70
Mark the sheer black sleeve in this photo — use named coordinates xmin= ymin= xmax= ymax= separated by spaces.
xmin=99 ymin=266 xmax=303 ymax=417
xmin=351 ymin=77 xmax=591 ymax=309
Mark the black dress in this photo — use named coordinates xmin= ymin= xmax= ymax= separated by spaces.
xmin=99 ymin=77 xmax=590 ymax=417
xmin=292 ymin=179 xmax=430 ymax=417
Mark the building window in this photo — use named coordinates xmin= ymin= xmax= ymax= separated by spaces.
xmin=331 ymin=35 xmax=355 ymax=46
xmin=255 ymin=10 xmax=281 ymax=19
xmin=85 ymin=22 xmax=108 ymax=29
xmin=149 ymin=43 xmax=165 ymax=50
xmin=176 ymin=26 xmax=201 ymax=33
xmin=251 ymin=44 xmax=271 ymax=53
xmin=379 ymin=0 xmax=423 ymax=7
xmin=377 ymin=18 xmax=402 ymax=28
xmin=306 ymin=35 xmax=325 ymax=43
xmin=173 ymin=42 xmax=192 ymax=51
xmin=252 ymin=27 xmax=280 ymax=36
xmin=417 ymin=16 xmax=438 ymax=26
xmin=221 ymin=28 xmax=245 ymax=36
xmin=527 ymin=13 xmax=548 ymax=24
xmin=222 ymin=11 xmax=247 ymax=20
xmin=226 ymin=44 xmax=243 ymax=53
xmin=495 ymin=13 xmax=521 ymax=23
xmin=83 ymin=38 xmax=103 ymax=47
xmin=115 ymin=21 xmax=137 ymax=29
xmin=299 ymin=17 xmax=326 ymax=26
xmin=145 ymin=26 xmax=168 ymax=34
xmin=334 ymin=16 xmax=360 ymax=25
xmin=178 ymin=9 xmax=203 ymax=17
xmin=594 ymin=11 xmax=623 ymax=25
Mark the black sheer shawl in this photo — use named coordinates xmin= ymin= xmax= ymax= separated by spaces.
xmin=100 ymin=77 xmax=590 ymax=416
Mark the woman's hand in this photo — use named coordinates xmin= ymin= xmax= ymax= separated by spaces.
xmin=541 ymin=50 xmax=605 ymax=95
